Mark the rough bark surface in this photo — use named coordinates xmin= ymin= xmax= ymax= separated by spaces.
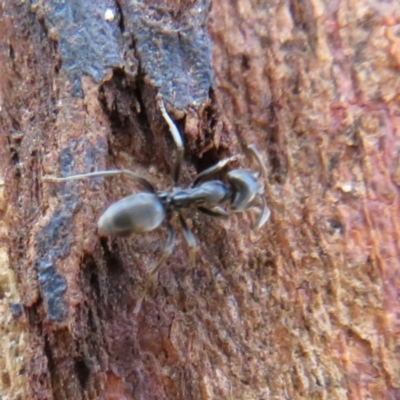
xmin=0 ymin=0 xmax=399 ymax=399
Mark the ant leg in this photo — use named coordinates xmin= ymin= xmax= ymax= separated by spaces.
xmin=44 ymin=170 xmax=155 ymax=192
xmin=255 ymin=195 xmax=271 ymax=229
xmin=192 ymin=155 xmax=240 ymax=187
xmin=158 ymin=98 xmax=184 ymax=185
xmin=178 ymin=214 xmax=198 ymax=269
xmin=247 ymin=145 xmax=268 ymax=178
xmin=134 ymin=223 xmax=176 ymax=313
xmin=148 ymin=223 xmax=176 ymax=277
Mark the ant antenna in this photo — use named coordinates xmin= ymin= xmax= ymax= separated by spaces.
xmin=247 ymin=144 xmax=268 ymax=178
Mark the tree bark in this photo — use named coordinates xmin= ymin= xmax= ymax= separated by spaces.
xmin=0 ymin=0 xmax=399 ymax=399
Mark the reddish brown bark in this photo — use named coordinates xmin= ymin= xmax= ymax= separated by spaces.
xmin=0 ymin=0 xmax=399 ymax=399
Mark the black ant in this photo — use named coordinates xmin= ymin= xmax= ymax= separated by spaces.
xmin=45 ymin=97 xmax=270 ymax=311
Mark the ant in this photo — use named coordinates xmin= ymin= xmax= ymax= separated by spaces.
xmin=44 ymin=97 xmax=270 ymax=312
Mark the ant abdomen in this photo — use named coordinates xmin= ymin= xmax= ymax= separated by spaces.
xmin=98 ymin=193 xmax=165 ymax=236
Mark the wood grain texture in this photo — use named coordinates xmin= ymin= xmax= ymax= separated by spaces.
xmin=210 ymin=0 xmax=400 ymax=398
xmin=0 ymin=0 xmax=399 ymax=399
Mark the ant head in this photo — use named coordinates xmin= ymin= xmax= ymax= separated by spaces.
xmin=226 ymin=170 xmax=261 ymax=212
